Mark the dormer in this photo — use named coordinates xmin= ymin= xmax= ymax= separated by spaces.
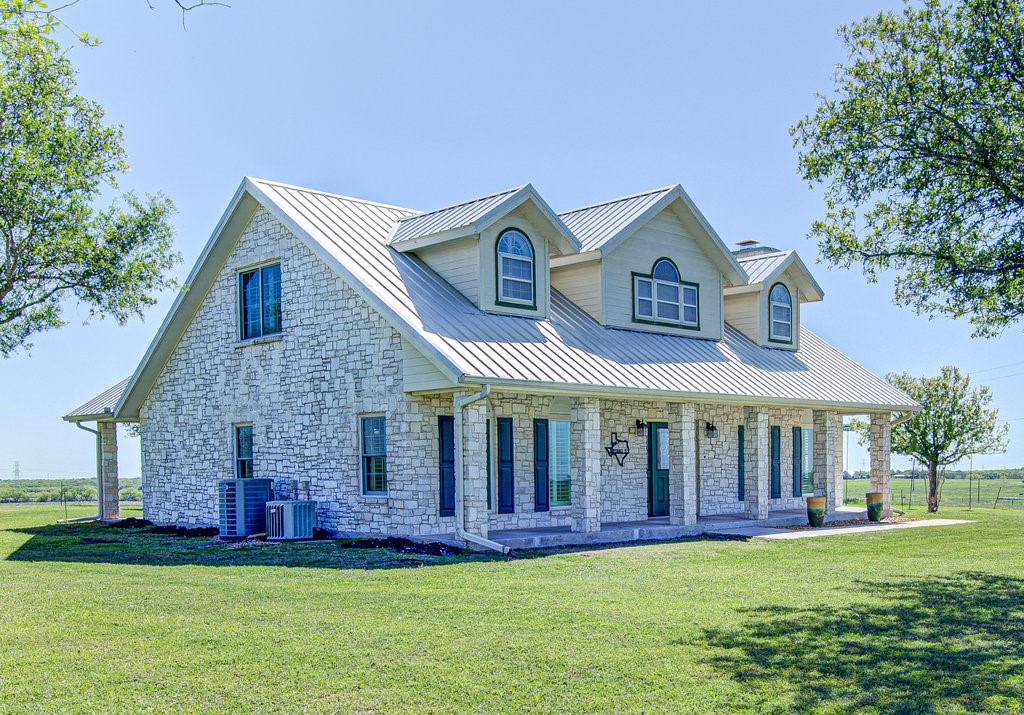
xmin=724 ymin=244 xmax=824 ymax=351
xmin=551 ymin=185 xmax=746 ymax=340
xmin=387 ymin=185 xmax=579 ymax=319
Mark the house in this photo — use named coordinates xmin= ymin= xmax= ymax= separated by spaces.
xmin=64 ymin=177 xmax=917 ymax=551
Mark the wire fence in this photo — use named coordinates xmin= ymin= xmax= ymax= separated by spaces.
xmin=844 ymin=477 xmax=1024 ymax=510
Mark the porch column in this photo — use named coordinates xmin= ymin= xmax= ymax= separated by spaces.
xmin=570 ymin=397 xmax=601 ymax=533
xmin=460 ymin=396 xmax=490 ymax=539
xmin=670 ymin=403 xmax=697 ymax=526
xmin=98 ymin=420 xmax=120 ymax=521
xmin=812 ymin=410 xmax=838 ymax=514
xmin=833 ymin=414 xmax=845 ymax=508
xmin=744 ymin=408 xmax=769 ymax=520
xmin=869 ymin=412 xmax=892 ymax=518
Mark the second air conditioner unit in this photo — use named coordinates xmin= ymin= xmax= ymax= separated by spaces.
xmin=266 ymin=500 xmax=317 ymax=541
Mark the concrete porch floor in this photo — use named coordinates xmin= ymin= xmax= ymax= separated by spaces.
xmin=488 ymin=505 xmax=868 ymax=550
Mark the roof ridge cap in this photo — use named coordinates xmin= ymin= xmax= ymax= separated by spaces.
xmin=558 ymin=185 xmax=678 ymax=216
xmin=246 ymin=176 xmax=417 ymax=213
xmin=395 ymin=184 xmax=528 ymax=224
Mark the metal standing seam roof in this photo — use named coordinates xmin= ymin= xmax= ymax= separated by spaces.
xmin=64 ymin=378 xmax=130 ymax=421
xmin=241 ymin=178 xmax=916 ymax=412
xmin=558 ymin=186 xmax=676 ymax=252
xmin=736 ymin=250 xmax=794 ymax=284
xmin=387 ymin=185 xmax=524 ymax=245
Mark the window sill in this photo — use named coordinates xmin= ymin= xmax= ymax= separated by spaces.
xmin=234 ymin=334 xmax=283 ymax=349
xmin=549 ymin=505 xmax=572 ymax=511
xmin=359 ymin=494 xmax=388 ymax=501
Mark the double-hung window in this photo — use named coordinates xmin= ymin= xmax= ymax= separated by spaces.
xmin=769 ymin=283 xmax=792 ymax=342
xmin=548 ymin=420 xmax=571 ymax=507
xmin=239 ymin=263 xmax=282 ymax=340
xmin=496 ymin=229 xmax=535 ymax=306
xmin=633 ymin=259 xmax=698 ymax=327
xmin=234 ymin=424 xmax=253 ymax=478
xmin=361 ymin=415 xmax=387 ymax=495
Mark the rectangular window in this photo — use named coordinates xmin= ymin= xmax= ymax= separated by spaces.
xmin=635 ymin=277 xmax=654 ymax=317
xmin=234 ymin=424 xmax=253 ymax=479
xmin=802 ymin=427 xmax=815 ymax=494
xmin=549 ymin=420 xmax=571 ymax=507
xmin=361 ymin=415 xmax=387 ymax=494
xmin=633 ymin=275 xmax=698 ymax=327
xmin=239 ymin=262 xmax=282 ymax=340
xmin=771 ymin=305 xmax=792 ymax=340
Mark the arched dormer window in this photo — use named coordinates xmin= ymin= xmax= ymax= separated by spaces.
xmin=496 ymin=228 xmax=535 ymax=307
xmin=633 ymin=258 xmax=699 ymax=328
xmin=769 ymin=283 xmax=793 ymax=342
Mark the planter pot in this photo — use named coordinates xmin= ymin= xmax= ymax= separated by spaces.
xmin=866 ymin=492 xmax=884 ymax=522
xmin=806 ymin=496 xmax=826 ymax=527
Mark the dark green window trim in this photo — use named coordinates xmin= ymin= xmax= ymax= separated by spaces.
xmin=737 ymin=424 xmax=745 ymax=501
xmin=494 ymin=227 xmax=537 ymax=310
xmin=767 ymin=282 xmax=793 ymax=345
xmin=631 ymin=257 xmax=700 ymax=331
xmin=234 ymin=424 xmax=253 ymax=479
xmin=769 ymin=425 xmax=781 ymax=499
xmin=361 ymin=415 xmax=387 ymax=495
xmin=793 ymin=426 xmax=803 ymax=497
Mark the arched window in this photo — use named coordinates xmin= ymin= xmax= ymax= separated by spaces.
xmin=769 ymin=283 xmax=792 ymax=341
xmin=634 ymin=258 xmax=698 ymax=327
xmin=496 ymin=229 xmax=534 ymax=306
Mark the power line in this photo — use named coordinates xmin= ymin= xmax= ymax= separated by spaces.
xmin=969 ymin=360 xmax=1024 ymax=375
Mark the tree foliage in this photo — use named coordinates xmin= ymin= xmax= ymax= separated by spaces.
xmin=854 ymin=366 xmax=1008 ymax=511
xmin=0 ymin=0 xmax=180 ymax=356
xmin=792 ymin=0 xmax=1024 ymax=336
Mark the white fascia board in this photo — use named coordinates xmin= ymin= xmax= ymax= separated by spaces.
xmin=474 ymin=185 xmax=581 ymax=256
xmin=550 ymin=250 xmax=602 ymax=267
xmin=115 ymin=180 xmax=258 ymax=420
xmin=388 ymin=225 xmax=478 ymax=253
xmin=723 ymin=284 xmax=762 ymax=296
xmin=456 ymin=375 xmax=920 ymax=413
xmin=754 ymin=252 xmax=826 ymax=303
xmin=669 ymin=187 xmax=747 ymax=286
xmin=245 ymin=180 xmax=464 ymax=389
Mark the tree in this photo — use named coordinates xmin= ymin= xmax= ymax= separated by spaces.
xmin=0 ymin=0 xmax=180 ymax=356
xmin=854 ymin=366 xmax=1008 ymax=512
xmin=792 ymin=0 xmax=1024 ymax=337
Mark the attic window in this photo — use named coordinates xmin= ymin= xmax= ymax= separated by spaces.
xmin=633 ymin=258 xmax=699 ymax=329
xmin=769 ymin=283 xmax=793 ymax=342
xmin=496 ymin=229 xmax=535 ymax=307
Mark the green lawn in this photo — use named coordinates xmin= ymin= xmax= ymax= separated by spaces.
xmin=1 ymin=504 xmax=1022 ymax=714
xmin=843 ymin=477 xmax=1024 ymax=509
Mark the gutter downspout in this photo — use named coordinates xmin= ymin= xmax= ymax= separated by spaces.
xmin=66 ymin=421 xmax=103 ymax=522
xmin=453 ymin=385 xmax=510 ymax=555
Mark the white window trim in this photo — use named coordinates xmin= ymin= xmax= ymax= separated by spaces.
xmin=233 ymin=423 xmax=253 ymax=479
xmin=237 ymin=260 xmax=282 ymax=342
xmin=359 ymin=413 xmax=388 ymax=496
xmin=549 ymin=419 xmax=571 ymax=508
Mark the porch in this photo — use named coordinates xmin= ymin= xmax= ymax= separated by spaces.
xmin=488 ymin=506 xmax=869 ymax=550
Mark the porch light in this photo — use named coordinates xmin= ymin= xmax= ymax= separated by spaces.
xmin=705 ymin=422 xmax=718 ymax=439
xmin=635 ymin=419 xmax=647 ymax=435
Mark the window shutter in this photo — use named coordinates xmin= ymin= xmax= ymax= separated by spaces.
xmin=770 ymin=426 xmax=781 ymax=499
xmin=534 ymin=419 xmax=549 ymax=512
xmin=737 ymin=425 xmax=745 ymax=501
xmin=497 ymin=417 xmax=515 ymax=514
xmin=438 ymin=416 xmax=455 ymax=517
xmin=792 ymin=427 xmax=803 ymax=497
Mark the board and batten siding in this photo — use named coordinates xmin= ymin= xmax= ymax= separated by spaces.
xmin=413 ymin=237 xmax=480 ymax=305
xmin=724 ymin=291 xmax=760 ymax=343
xmin=550 ymin=260 xmax=602 ymax=322
xmin=600 ymin=209 xmax=724 ymax=340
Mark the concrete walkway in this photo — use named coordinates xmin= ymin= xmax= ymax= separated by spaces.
xmin=707 ymin=518 xmax=973 ymax=540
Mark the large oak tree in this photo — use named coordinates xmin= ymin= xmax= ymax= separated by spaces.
xmin=792 ymin=0 xmax=1024 ymax=336
xmin=0 ymin=0 xmax=179 ymax=356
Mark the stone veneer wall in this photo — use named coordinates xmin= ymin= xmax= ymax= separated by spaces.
xmin=140 ymin=207 xmax=843 ymax=536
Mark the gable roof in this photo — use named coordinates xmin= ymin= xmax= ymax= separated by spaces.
xmin=734 ymin=249 xmax=825 ymax=302
xmin=556 ymin=185 xmax=747 ymax=286
xmin=116 ymin=178 xmax=915 ymax=418
xmin=386 ymin=184 xmax=579 ymax=255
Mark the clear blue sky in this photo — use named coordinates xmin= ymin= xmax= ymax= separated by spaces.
xmin=3 ymin=0 xmax=1023 ymax=481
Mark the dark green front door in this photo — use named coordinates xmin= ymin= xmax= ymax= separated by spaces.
xmin=648 ymin=422 xmax=670 ymax=517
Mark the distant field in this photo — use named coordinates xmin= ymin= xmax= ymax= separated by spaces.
xmin=844 ymin=477 xmax=1024 ymax=509
xmin=0 ymin=477 xmax=141 ymax=503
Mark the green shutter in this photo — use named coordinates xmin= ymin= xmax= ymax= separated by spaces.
xmin=793 ymin=427 xmax=803 ymax=497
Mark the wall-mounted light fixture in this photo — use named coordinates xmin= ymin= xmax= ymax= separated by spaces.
xmin=635 ymin=419 xmax=647 ymax=435
xmin=605 ymin=432 xmax=631 ymax=466
xmin=705 ymin=422 xmax=719 ymax=439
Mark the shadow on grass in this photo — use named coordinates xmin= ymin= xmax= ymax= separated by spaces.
xmin=3 ymin=522 xmax=503 ymax=571
xmin=701 ymin=572 xmax=1024 ymax=713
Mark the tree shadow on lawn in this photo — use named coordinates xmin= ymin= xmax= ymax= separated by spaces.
xmin=3 ymin=522 xmax=503 ymax=571
xmin=700 ymin=572 xmax=1024 ymax=714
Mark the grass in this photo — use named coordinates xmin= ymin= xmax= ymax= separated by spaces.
xmin=843 ymin=477 xmax=1024 ymax=509
xmin=1 ymin=503 xmax=1022 ymax=714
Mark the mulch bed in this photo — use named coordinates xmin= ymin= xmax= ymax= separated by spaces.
xmin=782 ymin=516 xmax=920 ymax=531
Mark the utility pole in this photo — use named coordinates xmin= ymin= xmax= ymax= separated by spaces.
xmin=12 ymin=461 xmax=20 ymax=480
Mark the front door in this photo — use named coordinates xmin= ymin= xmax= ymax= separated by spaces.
xmin=648 ymin=422 xmax=670 ymax=517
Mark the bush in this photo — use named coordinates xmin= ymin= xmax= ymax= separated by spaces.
xmin=119 ymin=487 xmax=142 ymax=502
xmin=0 ymin=488 xmax=30 ymax=503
